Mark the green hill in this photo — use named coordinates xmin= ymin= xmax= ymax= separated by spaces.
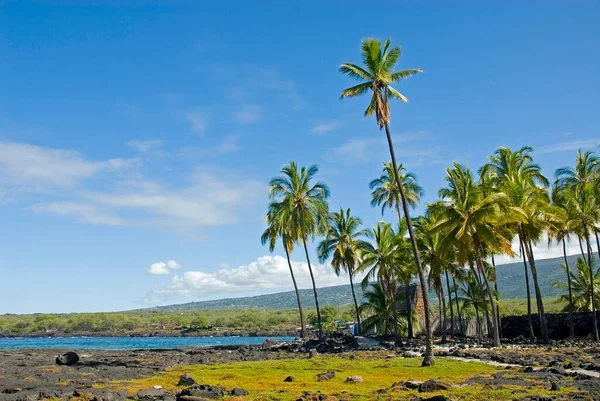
xmin=148 ymin=254 xmax=582 ymax=311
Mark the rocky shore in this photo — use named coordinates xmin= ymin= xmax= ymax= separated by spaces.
xmin=1 ymin=335 xmax=600 ymax=401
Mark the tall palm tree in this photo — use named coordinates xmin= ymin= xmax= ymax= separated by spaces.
xmin=556 ymin=151 xmax=600 ymax=340
xmin=481 ymin=146 xmax=556 ymax=343
xmin=359 ymin=222 xmax=404 ymax=344
xmin=268 ymin=162 xmax=330 ymax=340
xmin=317 ymin=208 xmax=369 ymax=335
xmin=261 ymin=215 xmax=308 ymax=338
xmin=340 ymin=38 xmax=434 ymax=366
xmin=548 ymin=185 xmax=577 ymax=337
xmin=370 ymin=162 xmax=424 ymax=217
xmin=432 ymin=163 xmax=517 ymax=346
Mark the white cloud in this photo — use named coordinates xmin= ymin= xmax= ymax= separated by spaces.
xmin=148 ymin=260 xmax=181 ymax=275
xmin=3 ymin=141 xmax=263 ymax=231
xmin=147 ymin=255 xmax=360 ymax=302
xmin=234 ymin=105 xmax=262 ymax=125
xmin=127 ymin=140 xmax=163 ymax=153
xmin=537 ymin=139 xmax=599 ymax=154
xmin=85 ymin=170 xmax=265 ymax=228
xmin=0 ymin=142 xmax=137 ymax=189
xmin=183 ymin=109 xmax=208 ymax=136
xmin=494 ymin=232 xmax=590 ymax=265
xmin=327 ymin=132 xmax=442 ymax=166
xmin=311 ymin=121 xmax=341 ymax=135
xmin=31 ymin=202 xmax=125 ymax=226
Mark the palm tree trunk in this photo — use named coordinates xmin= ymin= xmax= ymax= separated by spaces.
xmin=562 ymin=238 xmax=575 ymax=338
xmin=475 ymin=303 xmax=481 ymax=340
xmin=473 ymin=236 xmax=500 ymax=346
xmin=491 ymin=254 xmax=502 ymax=338
xmin=391 ymin=293 xmax=401 ymax=345
xmin=585 ymin=232 xmax=599 ymax=341
xmin=348 ymin=269 xmax=362 ymax=336
xmin=579 ymin=236 xmax=587 ymax=261
xmin=523 ymin=235 xmax=549 ymax=343
xmin=284 ymin=243 xmax=307 ymax=338
xmin=440 ymin=288 xmax=448 ymax=343
xmin=384 ymin=123 xmax=434 ymax=366
xmin=302 ymin=237 xmax=323 ymax=341
xmin=453 ymin=276 xmax=465 ymax=336
xmin=445 ymin=269 xmax=455 ymax=338
xmin=405 ymin=282 xmax=413 ymax=339
xmin=595 ymin=230 xmax=600 ymax=259
xmin=519 ymin=239 xmax=535 ymax=341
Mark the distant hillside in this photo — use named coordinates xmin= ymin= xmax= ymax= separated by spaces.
xmin=147 ymin=254 xmax=581 ymax=312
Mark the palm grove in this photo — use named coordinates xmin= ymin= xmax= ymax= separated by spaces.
xmin=261 ymin=38 xmax=600 ymax=367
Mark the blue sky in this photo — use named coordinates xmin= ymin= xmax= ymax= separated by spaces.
xmin=0 ymin=1 xmax=598 ymax=314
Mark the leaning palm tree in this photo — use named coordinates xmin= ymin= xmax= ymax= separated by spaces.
xmin=340 ymin=38 xmax=434 ymax=366
xmin=261 ymin=214 xmax=308 ymax=338
xmin=317 ymin=208 xmax=369 ymax=335
xmin=268 ymin=162 xmax=330 ymax=340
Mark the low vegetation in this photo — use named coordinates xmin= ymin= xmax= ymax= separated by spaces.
xmin=102 ymin=352 xmax=574 ymax=401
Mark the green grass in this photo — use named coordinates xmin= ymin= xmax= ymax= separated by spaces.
xmin=100 ymin=352 xmax=575 ymax=401
xmin=499 ymin=296 xmax=566 ymax=315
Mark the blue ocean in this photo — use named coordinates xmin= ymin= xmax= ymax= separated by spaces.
xmin=0 ymin=336 xmax=295 ymax=350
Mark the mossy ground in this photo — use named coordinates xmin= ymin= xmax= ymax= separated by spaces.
xmin=101 ymin=351 xmax=578 ymax=401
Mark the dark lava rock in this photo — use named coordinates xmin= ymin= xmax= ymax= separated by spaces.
xmin=404 ymin=380 xmax=422 ymax=390
xmin=316 ymin=371 xmax=335 ymax=382
xmin=548 ymin=366 xmax=567 ymax=375
xmin=344 ymin=376 xmax=363 ymax=383
xmin=177 ymin=374 xmax=196 ymax=386
xmin=419 ymin=396 xmax=453 ymax=401
xmin=1 ymin=388 xmax=22 ymax=394
xmin=523 ymin=366 xmax=534 ymax=373
xmin=137 ymin=388 xmax=166 ymax=400
xmin=419 ymin=379 xmax=450 ymax=392
xmin=284 ymin=376 xmax=296 ymax=382
xmin=550 ymin=382 xmax=560 ymax=391
xmin=56 ymin=351 xmax=79 ymax=366
xmin=230 ymin=387 xmax=249 ymax=396
xmin=177 ymin=384 xmax=224 ymax=400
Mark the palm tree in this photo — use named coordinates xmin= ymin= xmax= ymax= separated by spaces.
xmin=261 ymin=215 xmax=308 ymax=338
xmin=268 ymin=162 xmax=330 ymax=340
xmin=360 ymin=283 xmax=407 ymax=336
xmin=317 ymin=208 xmax=369 ymax=335
xmin=359 ymin=222 xmax=404 ymax=344
xmin=481 ymin=146 xmax=556 ymax=343
xmin=556 ymin=151 xmax=600 ymax=340
xmin=554 ymin=257 xmax=600 ymax=313
xmin=340 ymin=37 xmax=434 ymax=366
xmin=548 ymin=185 xmax=577 ymax=337
xmin=458 ymin=271 xmax=488 ymax=340
xmin=432 ymin=163 xmax=517 ymax=346
xmin=370 ymin=162 xmax=424 ymax=217
xmin=415 ymin=212 xmax=453 ymax=343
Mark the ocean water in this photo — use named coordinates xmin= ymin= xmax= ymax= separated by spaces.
xmin=0 ymin=336 xmax=296 ymax=350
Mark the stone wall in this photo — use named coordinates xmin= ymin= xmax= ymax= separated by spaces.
xmin=501 ymin=312 xmax=600 ymax=339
